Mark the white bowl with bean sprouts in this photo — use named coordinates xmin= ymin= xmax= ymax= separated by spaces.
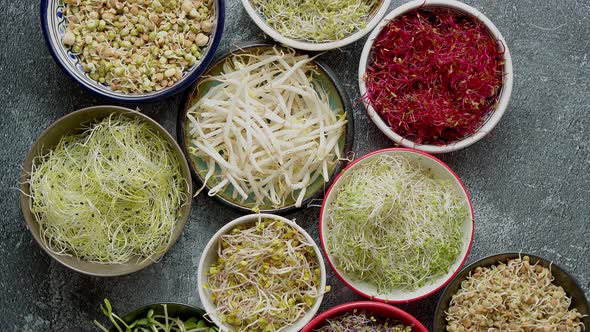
xmin=198 ymin=213 xmax=327 ymax=332
xmin=320 ymin=148 xmax=474 ymax=303
xmin=240 ymin=0 xmax=391 ymax=51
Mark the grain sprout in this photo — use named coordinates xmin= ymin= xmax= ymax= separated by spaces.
xmin=28 ymin=114 xmax=186 ymax=264
xmin=206 ymin=218 xmax=323 ymax=331
xmin=446 ymin=256 xmax=586 ymax=332
xmin=326 ymin=154 xmax=467 ymax=292
xmin=250 ymin=0 xmax=379 ymax=42
xmin=186 ymin=47 xmax=346 ymax=209
xmin=62 ymin=0 xmax=213 ymax=93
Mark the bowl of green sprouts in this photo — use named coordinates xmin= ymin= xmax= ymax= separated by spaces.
xmin=198 ymin=213 xmax=327 ymax=331
xmin=94 ymin=299 xmax=218 ymax=332
xmin=320 ymin=148 xmax=474 ymax=303
xmin=240 ymin=0 xmax=391 ymax=51
xmin=19 ymin=106 xmax=192 ymax=276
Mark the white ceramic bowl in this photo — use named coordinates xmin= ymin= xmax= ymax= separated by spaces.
xmin=240 ymin=0 xmax=391 ymax=51
xmin=358 ymin=0 xmax=513 ymax=153
xmin=320 ymin=148 xmax=474 ymax=303
xmin=198 ymin=213 xmax=326 ymax=331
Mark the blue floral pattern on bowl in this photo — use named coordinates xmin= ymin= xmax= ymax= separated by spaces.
xmin=41 ymin=0 xmax=225 ymax=103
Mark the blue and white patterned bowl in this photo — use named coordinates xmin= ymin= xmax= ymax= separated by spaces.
xmin=40 ymin=0 xmax=225 ymax=103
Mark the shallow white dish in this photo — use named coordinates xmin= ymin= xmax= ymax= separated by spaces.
xmin=198 ymin=213 xmax=326 ymax=331
xmin=320 ymin=148 xmax=474 ymax=303
xmin=358 ymin=0 xmax=513 ymax=153
xmin=240 ymin=0 xmax=391 ymax=51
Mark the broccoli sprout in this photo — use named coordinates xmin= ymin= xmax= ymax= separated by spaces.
xmin=326 ymin=154 xmax=467 ymax=292
xmin=250 ymin=0 xmax=379 ymax=43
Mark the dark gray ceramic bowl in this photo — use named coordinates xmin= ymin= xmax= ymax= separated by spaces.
xmin=178 ymin=43 xmax=354 ymax=214
xmin=105 ymin=303 xmax=215 ymax=332
xmin=19 ymin=106 xmax=193 ymax=277
xmin=433 ymin=252 xmax=590 ymax=331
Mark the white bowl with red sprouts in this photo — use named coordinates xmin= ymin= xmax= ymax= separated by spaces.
xmin=358 ymin=0 xmax=513 ymax=153
xmin=320 ymin=148 xmax=474 ymax=303
xmin=198 ymin=213 xmax=327 ymax=332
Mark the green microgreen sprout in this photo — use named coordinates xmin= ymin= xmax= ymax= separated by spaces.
xmin=28 ymin=114 xmax=187 ymax=264
xmin=250 ymin=0 xmax=379 ymax=43
xmin=94 ymin=299 xmax=218 ymax=332
xmin=326 ymin=154 xmax=467 ymax=292
xmin=206 ymin=218 xmax=323 ymax=331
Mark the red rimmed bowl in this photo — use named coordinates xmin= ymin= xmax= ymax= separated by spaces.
xmin=302 ymin=301 xmax=428 ymax=332
xmin=319 ymin=148 xmax=474 ymax=303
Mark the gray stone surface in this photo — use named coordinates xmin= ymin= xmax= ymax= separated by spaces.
xmin=1 ymin=0 xmax=589 ymax=330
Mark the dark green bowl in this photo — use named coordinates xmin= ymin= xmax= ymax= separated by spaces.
xmin=107 ymin=303 xmax=214 ymax=332
xmin=178 ymin=43 xmax=354 ymax=214
xmin=433 ymin=252 xmax=590 ymax=331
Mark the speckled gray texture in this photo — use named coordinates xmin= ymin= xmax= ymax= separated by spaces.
xmin=1 ymin=0 xmax=588 ymax=331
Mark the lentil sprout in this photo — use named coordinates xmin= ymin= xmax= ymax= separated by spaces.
xmin=250 ymin=0 xmax=379 ymax=42
xmin=316 ymin=309 xmax=412 ymax=331
xmin=446 ymin=256 xmax=586 ymax=332
xmin=205 ymin=218 xmax=323 ymax=331
xmin=62 ymin=0 xmax=213 ymax=93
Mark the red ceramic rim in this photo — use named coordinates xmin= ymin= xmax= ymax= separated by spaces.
xmin=301 ymin=301 xmax=428 ymax=332
xmin=319 ymin=147 xmax=475 ymax=303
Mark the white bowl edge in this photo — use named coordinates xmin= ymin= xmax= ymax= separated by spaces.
xmin=358 ymin=0 xmax=514 ymax=154
xmin=320 ymin=149 xmax=474 ymax=302
xmin=197 ymin=213 xmax=327 ymax=332
xmin=240 ymin=0 xmax=392 ymax=51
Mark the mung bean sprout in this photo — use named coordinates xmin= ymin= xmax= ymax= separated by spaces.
xmin=186 ymin=47 xmax=346 ymax=210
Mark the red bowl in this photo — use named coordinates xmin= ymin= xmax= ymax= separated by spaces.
xmin=301 ymin=301 xmax=428 ymax=332
xmin=319 ymin=148 xmax=475 ymax=303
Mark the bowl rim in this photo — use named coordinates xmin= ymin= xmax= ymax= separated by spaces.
xmin=39 ymin=0 xmax=226 ymax=103
xmin=358 ymin=0 xmax=514 ymax=153
xmin=239 ymin=0 xmax=392 ymax=51
xmin=432 ymin=252 xmax=590 ymax=331
xmin=319 ymin=147 xmax=475 ymax=303
xmin=105 ymin=302 xmax=211 ymax=331
xmin=19 ymin=105 xmax=193 ymax=277
xmin=197 ymin=213 xmax=327 ymax=332
xmin=177 ymin=42 xmax=354 ymax=214
xmin=301 ymin=301 xmax=428 ymax=332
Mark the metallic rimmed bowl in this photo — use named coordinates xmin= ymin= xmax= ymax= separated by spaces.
xmin=40 ymin=0 xmax=225 ymax=103
xmin=320 ymin=148 xmax=475 ymax=303
xmin=178 ymin=43 xmax=354 ymax=214
xmin=19 ymin=106 xmax=193 ymax=277
xmin=103 ymin=302 xmax=215 ymax=332
xmin=197 ymin=213 xmax=327 ymax=332
xmin=240 ymin=0 xmax=391 ymax=51
xmin=433 ymin=252 xmax=590 ymax=331
xmin=302 ymin=301 xmax=428 ymax=332
xmin=358 ymin=0 xmax=513 ymax=153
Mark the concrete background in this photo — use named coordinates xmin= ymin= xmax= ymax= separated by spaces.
xmin=1 ymin=0 xmax=588 ymax=330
